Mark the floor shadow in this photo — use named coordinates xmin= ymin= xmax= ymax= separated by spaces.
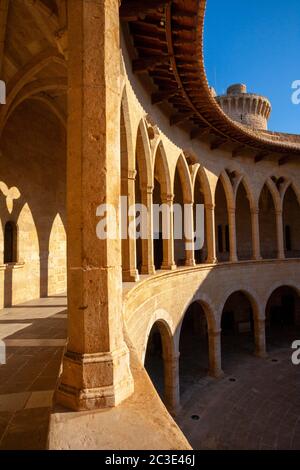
xmin=0 ymin=300 xmax=67 ymax=449
xmin=4 ymin=265 xmax=13 ymax=307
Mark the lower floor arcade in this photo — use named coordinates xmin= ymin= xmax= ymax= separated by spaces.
xmin=145 ymin=286 xmax=300 ymax=416
xmin=0 ymin=284 xmax=299 ymax=449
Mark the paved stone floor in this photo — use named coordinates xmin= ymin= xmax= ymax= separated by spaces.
xmin=0 ymin=296 xmax=67 ymax=450
xmin=1 ymin=297 xmax=300 ymax=450
xmin=176 ymin=328 xmax=300 ymax=450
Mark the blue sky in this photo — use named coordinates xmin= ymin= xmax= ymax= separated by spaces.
xmin=204 ymin=0 xmax=300 ymax=134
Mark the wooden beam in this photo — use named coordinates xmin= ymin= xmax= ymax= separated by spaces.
xmin=190 ymin=127 xmax=210 ymax=140
xmin=232 ymin=145 xmax=246 ymax=158
xmin=170 ymin=111 xmax=194 ymax=126
xmin=254 ymin=151 xmax=269 ymax=163
xmin=151 ymin=88 xmax=180 ymax=104
xmin=172 ymin=10 xmax=197 ymax=20
xmin=210 ymin=137 xmax=227 ymax=151
xmin=132 ymin=55 xmax=171 ymax=73
xmin=278 ymin=155 xmax=291 ymax=166
xmin=120 ymin=1 xmax=171 ymax=22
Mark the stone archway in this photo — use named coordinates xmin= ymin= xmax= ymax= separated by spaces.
xmin=153 ymin=142 xmax=173 ymax=270
xmin=144 ymin=319 xmax=178 ymax=414
xmin=178 ymin=299 xmax=219 ymax=399
xmin=193 ymin=168 xmax=207 ymax=264
xmin=215 ymin=178 xmax=229 ymax=262
xmin=221 ymin=291 xmax=257 ymax=372
xmin=283 ymin=185 xmax=300 ymax=258
xmin=236 ymin=181 xmax=252 ymax=260
xmin=259 ymin=184 xmax=277 ymax=259
xmin=266 ymin=285 xmax=300 ymax=351
xmin=179 ymin=301 xmax=209 ymax=397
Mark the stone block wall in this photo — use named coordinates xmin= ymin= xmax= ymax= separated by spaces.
xmin=0 ymin=99 xmax=66 ymax=307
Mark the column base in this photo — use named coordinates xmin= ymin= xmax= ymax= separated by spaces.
xmin=230 ymin=257 xmax=238 ymax=263
xmin=161 ymin=263 xmax=177 ymax=271
xmin=56 ymin=344 xmax=134 ymax=411
xmin=140 ymin=265 xmax=156 ymax=275
xmin=122 ymin=269 xmax=139 ymax=282
xmin=208 ymin=369 xmax=225 ymax=379
xmin=167 ymin=403 xmax=182 ymax=417
xmin=185 ymin=259 xmax=196 ymax=267
xmin=252 ymin=256 xmax=262 ymax=261
xmin=206 ymin=257 xmax=217 ymax=264
xmin=255 ymin=350 xmax=267 ymax=359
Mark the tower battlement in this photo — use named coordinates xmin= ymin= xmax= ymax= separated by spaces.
xmin=216 ymin=83 xmax=271 ymax=130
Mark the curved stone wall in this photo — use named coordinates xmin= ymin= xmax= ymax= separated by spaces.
xmin=124 ymin=260 xmax=300 ymax=361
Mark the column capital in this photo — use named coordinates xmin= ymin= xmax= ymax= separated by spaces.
xmin=206 ymin=257 xmax=217 ymax=264
xmin=161 ymin=193 xmax=174 ymax=204
xmin=121 ymin=169 xmax=136 ymax=181
xmin=127 ymin=169 xmax=137 ymax=181
xmin=250 ymin=206 xmax=259 ymax=215
xmin=275 ymin=209 xmax=283 ymax=216
xmin=205 ymin=203 xmax=215 ymax=211
xmin=208 ymin=328 xmax=222 ymax=337
xmin=228 ymin=206 xmax=236 ymax=214
xmin=141 ymin=185 xmax=154 ymax=195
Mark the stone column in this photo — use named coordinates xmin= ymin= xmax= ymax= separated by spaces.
xmin=121 ymin=169 xmax=139 ymax=282
xmin=184 ymin=202 xmax=196 ymax=267
xmin=251 ymin=207 xmax=262 ymax=260
xmin=161 ymin=194 xmax=176 ymax=270
xmin=205 ymin=203 xmax=217 ymax=263
xmin=0 ymin=236 xmax=3 ymax=264
xmin=140 ymin=185 xmax=155 ymax=275
xmin=254 ymin=318 xmax=267 ymax=358
xmin=208 ymin=329 xmax=223 ymax=378
xmin=294 ymin=297 xmax=300 ymax=326
xmin=276 ymin=209 xmax=285 ymax=259
xmin=228 ymin=207 xmax=238 ymax=262
xmin=56 ymin=0 xmax=134 ymax=411
xmin=163 ymin=353 xmax=180 ymax=416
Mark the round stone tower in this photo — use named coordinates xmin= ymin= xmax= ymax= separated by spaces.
xmin=215 ymin=83 xmax=271 ymax=130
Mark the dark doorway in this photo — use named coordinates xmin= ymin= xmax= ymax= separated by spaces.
xmin=266 ymin=286 xmax=300 ymax=351
xmin=179 ymin=302 xmax=209 ymax=398
xmin=4 ymin=221 xmax=17 ymax=263
xmin=144 ymin=323 xmax=164 ymax=399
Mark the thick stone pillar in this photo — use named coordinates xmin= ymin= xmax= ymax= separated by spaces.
xmin=140 ymin=185 xmax=155 ymax=275
xmin=276 ymin=209 xmax=285 ymax=259
xmin=121 ymin=169 xmax=139 ymax=282
xmin=205 ymin=203 xmax=217 ymax=263
xmin=251 ymin=207 xmax=262 ymax=260
xmin=208 ymin=329 xmax=224 ymax=378
xmin=163 ymin=353 xmax=180 ymax=416
xmin=228 ymin=207 xmax=238 ymax=262
xmin=184 ymin=202 xmax=196 ymax=267
xmin=254 ymin=318 xmax=267 ymax=358
xmin=161 ymin=194 xmax=176 ymax=270
xmin=56 ymin=0 xmax=134 ymax=411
